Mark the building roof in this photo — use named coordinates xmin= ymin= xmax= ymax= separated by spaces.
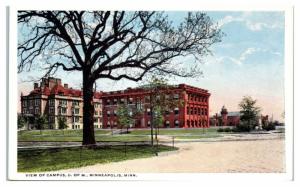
xmin=24 ymin=78 xmax=208 ymax=99
xmin=227 ymin=112 xmax=241 ymax=117
xmin=26 ymin=84 xmax=102 ymax=98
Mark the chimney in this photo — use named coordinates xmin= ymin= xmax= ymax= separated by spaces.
xmin=34 ymin=83 xmax=39 ymax=89
xmin=64 ymin=84 xmax=68 ymax=89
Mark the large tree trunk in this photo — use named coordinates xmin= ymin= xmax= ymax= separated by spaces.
xmin=82 ymin=70 xmax=96 ymax=145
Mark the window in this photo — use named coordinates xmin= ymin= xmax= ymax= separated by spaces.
xmin=107 ymin=110 xmax=111 ymax=117
xmin=107 ymin=99 xmax=111 ymax=105
xmin=49 ymin=107 xmax=55 ymax=114
xmin=175 ymin=120 xmax=180 ymax=127
xmin=49 ymin=99 xmax=55 ymax=106
xmin=174 ymin=108 xmax=179 ymax=115
xmin=129 ymin=98 xmax=133 ymax=104
xmin=165 ymin=94 xmax=170 ymax=100
xmin=155 ymin=95 xmax=160 ymax=101
xmin=173 ymin=94 xmax=179 ymax=100
xmin=113 ymin=110 xmax=117 ymax=116
xmin=120 ymin=98 xmax=125 ymax=104
xmin=95 ymin=111 xmax=98 ymax=116
xmin=165 ymin=120 xmax=170 ymax=128
xmin=136 ymin=98 xmax=142 ymax=110
xmin=94 ymin=103 xmax=100 ymax=108
xmin=113 ymin=99 xmax=118 ymax=105
xmin=194 ymin=108 xmax=197 ymax=115
xmin=74 ymin=108 xmax=80 ymax=115
xmin=61 ymin=107 xmax=67 ymax=114
xmin=147 ymin=121 xmax=151 ymax=127
xmin=147 ymin=108 xmax=151 ymax=116
xmin=72 ymin=116 xmax=80 ymax=123
xmin=35 ymin=99 xmax=40 ymax=106
xmin=23 ymin=101 xmax=26 ymax=107
xmin=35 ymin=108 xmax=39 ymax=114
xmin=94 ymin=117 xmax=98 ymax=123
xmin=73 ymin=100 xmax=80 ymax=106
xmin=187 ymin=107 xmax=190 ymax=115
xmin=59 ymin=100 xmax=67 ymax=106
xmin=165 ymin=110 xmax=170 ymax=115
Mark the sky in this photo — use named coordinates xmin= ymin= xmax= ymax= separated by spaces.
xmin=18 ymin=11 xmax=285 ymax=122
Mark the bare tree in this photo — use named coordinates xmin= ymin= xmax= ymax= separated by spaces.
xmin=18 ymin=11 xmax=223 ymax=145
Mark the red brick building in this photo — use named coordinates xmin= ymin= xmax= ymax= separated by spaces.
xmin=101 ymin=84 xmax=210 ymax=129
xmin=21 ymin=77 xmax=103 ymax=129
xmin=21 ymin=78 xmax=210 ymax=129
xmin=210 ymin=106 xmax=240 ymax=126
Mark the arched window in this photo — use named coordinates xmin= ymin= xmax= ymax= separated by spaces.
xmin=165 ymin=120 xmax=170 ymax=128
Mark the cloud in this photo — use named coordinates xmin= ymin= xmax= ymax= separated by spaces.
xmin=214 ymin=47 xmax=258 ymax=65
xmin=239 ymin=47 xmax=257 ymax=62
xmin=211 ymin=46 xmax=282 ymax=66
xmin=217 ymin=12 xmax=284 ymax=31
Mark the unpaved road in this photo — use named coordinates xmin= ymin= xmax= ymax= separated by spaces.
xmin=60 ymin=139 xmax=285 ymax=173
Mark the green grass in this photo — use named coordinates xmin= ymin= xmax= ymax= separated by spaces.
xmin=130 ymin=128 xmax=218 ymax=135
xmin=18 ymin=129 xmax=109 ymax=136
xmin=18 ymin=128 xmax=221 ymax=142
xmin=18 ymin=145 xmax=177 ymax=172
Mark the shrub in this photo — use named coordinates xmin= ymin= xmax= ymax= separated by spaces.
xmin=262 ymin=123 xmax=276 ymax=131
xmin=234 ymin=123 xmax=251 ymax=132
xmin=217 ymin=128 xmax=224 ymax=132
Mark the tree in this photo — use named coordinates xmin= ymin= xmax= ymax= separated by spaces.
xmin=239 ymin=96 xmax=261 ymax=131
xmin=58 ymin=116 xmax=68 ymax=135
xmin=35 ymin=115 xmax=48 ymax=134
xmin=143 ymin=76 xmax=183 ymax=145
xmin=153 ymin=105 xmax=164 ymax=139
xmin=116 ymin=104 xmax=134 ymax=134
xmin=18 ymin=11 xmax=223 ymax=145
xmin=18 ymin=115 xmax=26 ymax=130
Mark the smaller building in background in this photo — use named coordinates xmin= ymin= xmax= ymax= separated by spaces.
xmin=210 ymin=105 xmax=270 ymax=127
xmin=210 ymin=106 xmax=240 ymax=126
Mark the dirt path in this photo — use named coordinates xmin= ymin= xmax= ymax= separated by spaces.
xmin=60 ymin=139 xmax=285 ymax=173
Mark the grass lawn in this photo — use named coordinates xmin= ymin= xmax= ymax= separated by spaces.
xmin=18 ymin=145 xmax=177 ymax=172
xmin=18 ymin=129 xmax=109 ymax=137
xmin=18 ymin=135 xmax=151 ymax=142
xmin=130 ymin=128 xmax=218 ymax=135
xmin=18 ymin=128 xmax=221 ymax=142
